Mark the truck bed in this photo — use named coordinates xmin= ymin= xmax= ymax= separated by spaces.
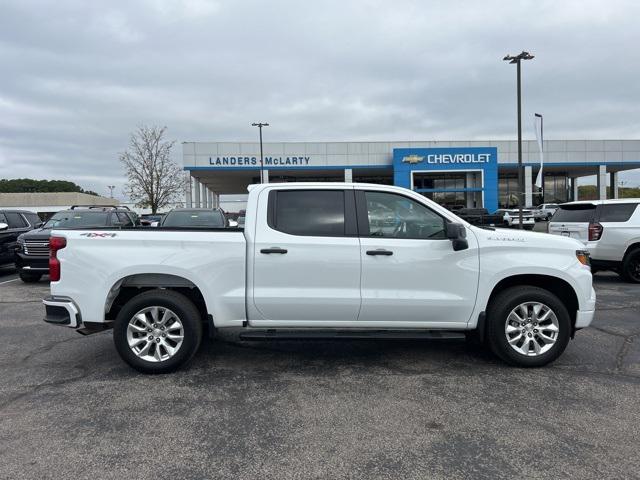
xmin=50 ymin=228 xmax=247 ymax=326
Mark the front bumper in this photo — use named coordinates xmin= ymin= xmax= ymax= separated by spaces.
xmin=43 ymin=296 xmax=82 ymax=328
xmin=575 ymin=286 xmax=596 ymax=329
xmin=15 ymin=253 xmax=49 ymax=273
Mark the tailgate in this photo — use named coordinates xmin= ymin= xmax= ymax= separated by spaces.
xmin=548 ymin=221 xmax=590 ymax=242
xmin=548 ymin=203 xmax=597 ymax=243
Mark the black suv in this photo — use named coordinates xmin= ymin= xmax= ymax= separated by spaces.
xmin=0 ymin=210 xmax=43 ymax=269
xmin=15 ymin=205 xmax=139 ymax=283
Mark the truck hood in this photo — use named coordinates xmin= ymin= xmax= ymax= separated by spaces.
xmin=18 ymin=227 xmax=52 ymax=242
xmin=471 ymin=226 xmax=584 ymax=251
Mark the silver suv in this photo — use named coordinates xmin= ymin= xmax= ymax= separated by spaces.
xmin=548 ymin=199 xmax=640 ymax=282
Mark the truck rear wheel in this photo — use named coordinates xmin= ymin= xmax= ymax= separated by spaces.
xmin=113 ymin=290 xmax=203 ymax=374
xmin=486 ymin=286 xmax=571 ymax=367
xmin=620 ymin=248 xmax=640 ymax=283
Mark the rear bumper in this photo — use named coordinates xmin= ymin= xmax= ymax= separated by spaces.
xmin=508 ymin=218 xmax=536 ymax=226
xmin=43 ymin=296 xmax=82 ymax=328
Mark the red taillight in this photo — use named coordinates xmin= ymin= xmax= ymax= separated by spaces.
xmin=588 ymin=222 xmax=603 ymax=241
xmin=49 ymin=236 xmax=66 ymax=281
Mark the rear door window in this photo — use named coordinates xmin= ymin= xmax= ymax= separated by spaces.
xmin=551 ymin=205 xmax=596 ymax=223
xmin=598 ymin=204 xmax=638 ymax=222
xmin=24 ymin=213 xmax=42 ymax=226
xmin=269 ymin=190 xmax=347 ymax=237
xmin=5 ymin=213 xmax=27 ymax=228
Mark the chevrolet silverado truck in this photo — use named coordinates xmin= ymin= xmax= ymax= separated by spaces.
xmin=43 ymin=183 xmax=596 ymax=373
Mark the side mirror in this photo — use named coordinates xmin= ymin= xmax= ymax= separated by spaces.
xmin=0 ymin=222 xmax=8 ymax=231
xmin=446 ymin=222 xmax=469 ymax=251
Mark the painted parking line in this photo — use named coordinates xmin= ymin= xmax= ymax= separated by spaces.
xmin=0 ymin=278 xmax=19 ymax=285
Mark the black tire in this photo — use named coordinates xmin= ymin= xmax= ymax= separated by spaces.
xmin=113 ymin=289 xmax=203 ymax=374
xmin=620 ymin=248 xmax=640 ymax=284
xmin=486 ymin=286 xmax=571 ymax=367
xmin=19 ymin=272 xmax=42 ymax=283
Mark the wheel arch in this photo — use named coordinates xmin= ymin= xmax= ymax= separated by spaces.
xmin=104 ymin=273 xmax=210 ymax=326
xmin=486 ymin=274 xmax=579 ymax=334
xmin=623 ymin=241 xmax=640 ymax=259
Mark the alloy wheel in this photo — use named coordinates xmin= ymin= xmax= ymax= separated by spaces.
xmin=126 ymin=306 xmax=184 ymax=362
xmin=504 ymin=302 xmax=559 ymax=356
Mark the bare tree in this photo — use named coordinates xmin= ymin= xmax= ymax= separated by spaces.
xmin=120 ymin=126 xmax=184 ymax=214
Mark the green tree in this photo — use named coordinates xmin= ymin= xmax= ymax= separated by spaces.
xmin=0 ymin=178 xmax=98 ymax=195
xmin=577 ymin=185 xmax=640 ymax=200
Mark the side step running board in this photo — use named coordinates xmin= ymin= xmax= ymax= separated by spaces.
xmin=239 ymin=329 xmax=467 ymax=341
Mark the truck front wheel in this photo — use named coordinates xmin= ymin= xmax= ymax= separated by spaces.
xmin=486 ymin=286 xmax=571 ymax=367
xmin=113 ymin=290 xmax=203 ymax=374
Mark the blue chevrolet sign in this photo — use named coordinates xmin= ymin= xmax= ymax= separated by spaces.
xmin=393 ymin=147 xmax=499 ymax=212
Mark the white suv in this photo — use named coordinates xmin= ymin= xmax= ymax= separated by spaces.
xmin=534 ymin=204 xmax=559 ymax=221
xmin=548 ymin=199 xmax=640 ymax=282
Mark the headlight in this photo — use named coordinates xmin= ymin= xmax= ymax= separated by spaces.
xmin=576 ymin=250 xmax=591 ymax=267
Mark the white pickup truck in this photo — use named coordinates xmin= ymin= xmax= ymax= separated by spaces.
xmin=43 ymin=183 xmax=596 ymax=373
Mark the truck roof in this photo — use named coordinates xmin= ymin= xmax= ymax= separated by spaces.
xmin=560 ymin=198 xmax=640 ymax=206
xmin=247 ymin=182 xmax=407 ymax=192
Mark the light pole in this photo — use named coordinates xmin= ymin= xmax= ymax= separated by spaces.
xmin=504 ymin=51 xmax=534 ymax=229
xmin=535 ymin=112 xmax=543 ymax=201
xmin=251 ymin=122 xmax=269 ymax=183
xmin=107 ymin=185 xmax=115 ymax=199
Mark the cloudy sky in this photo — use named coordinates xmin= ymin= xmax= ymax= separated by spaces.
xmin=1 ymin=0 xmax=640 ymax=198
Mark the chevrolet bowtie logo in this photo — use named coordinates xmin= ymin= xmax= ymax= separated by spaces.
xmin=402 ymin=155 xmax=425 ymax=164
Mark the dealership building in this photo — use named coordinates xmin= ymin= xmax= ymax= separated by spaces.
xmin=183 ymin=140 xmax=640 ymax=212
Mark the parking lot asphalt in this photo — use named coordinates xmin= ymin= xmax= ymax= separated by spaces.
xmin=0 ymin=269 xmax=639 ymax=480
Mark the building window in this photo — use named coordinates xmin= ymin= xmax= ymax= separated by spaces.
xmin=543 ymin=174 xmax=568 ymax=204
xmin=499 ymin=175 xmax=519 ymax=208
xmin=413 ymin=172 xmax=478 ymax=208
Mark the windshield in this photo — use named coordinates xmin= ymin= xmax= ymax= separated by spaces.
xmin=161 ymin=210 xmax=225 ymax=228
xmin=44 ymin=211 xmax=111 ymax=228
xmin=551 ymin=204 xmax=596 ymax=223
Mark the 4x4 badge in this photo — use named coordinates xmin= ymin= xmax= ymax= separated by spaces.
xmin=80 ymin=233 xmax=117 ymax=238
